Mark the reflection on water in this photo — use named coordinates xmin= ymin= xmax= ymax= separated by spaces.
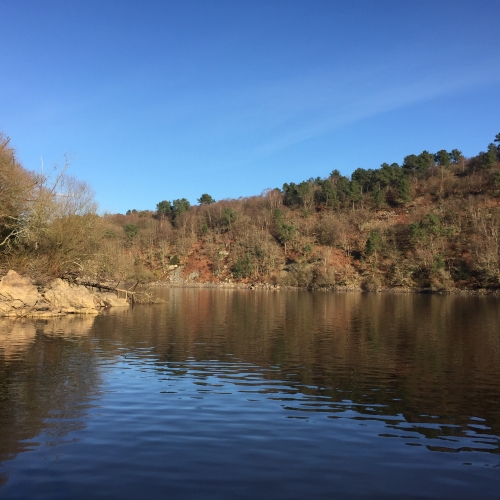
xmin=0 ymin=320 xmax=37 ymax=360
xmin=0 ymin=315 xmax=101 ymax=485
xmin=0 ymin=290 xmax=499 ymax=499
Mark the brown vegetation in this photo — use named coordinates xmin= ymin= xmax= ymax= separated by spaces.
xmin=1 ymin=131 xmax=500 ymax=291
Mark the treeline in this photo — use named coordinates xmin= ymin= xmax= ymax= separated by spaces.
xmin=1 ymin=131 xmax=500 ymax=290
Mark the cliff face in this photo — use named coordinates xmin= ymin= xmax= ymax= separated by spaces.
xmin=0 ymin=271 xmax=128 ymax=317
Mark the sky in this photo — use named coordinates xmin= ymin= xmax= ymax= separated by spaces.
xmin=1 ymin=0 xmax=499 ymax=214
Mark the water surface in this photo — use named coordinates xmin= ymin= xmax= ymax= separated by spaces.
xmin=1 ymin=290 xmax=499 ymax=499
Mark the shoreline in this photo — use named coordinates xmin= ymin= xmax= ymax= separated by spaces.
xmin=149 ymin=280 xmax=500 ymax=296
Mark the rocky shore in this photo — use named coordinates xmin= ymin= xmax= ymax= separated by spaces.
xmin=152 ymin=278 xmax=500 ymax=295
xmin=0 ymin=270 xmax=129 ymax=318
xmin=1 ymin=268 xmax=497 ymax=320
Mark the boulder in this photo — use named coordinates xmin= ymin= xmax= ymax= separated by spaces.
xmin=0 ymin=271 xmax=130 ymax=317
xmin=44 ymin=279 xmax=98 ymax=314
xmin=0 ymin=270 xmax=40 ymax=308
xmin=0 ymin=302 xmax=12 ymax=315
xmin=95 ymin=292 xmax=129 ymax=308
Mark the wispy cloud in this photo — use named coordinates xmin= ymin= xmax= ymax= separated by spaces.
xmin=247 ymin=61 xmax=500 ymax=157
xmin=138 ymin=54 xmax=499 ymax=170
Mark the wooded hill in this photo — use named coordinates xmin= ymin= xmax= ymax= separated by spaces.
xmin=2 ymin=131 xmax=500 ymax=291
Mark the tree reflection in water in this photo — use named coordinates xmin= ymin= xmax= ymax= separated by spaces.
xmin=0 ymin=291 xmax=499 ymax=496
xmin=93 ymin=290 xmax=500 ymax=451
xmin=0 ymin=315 xmax=102 ymax=481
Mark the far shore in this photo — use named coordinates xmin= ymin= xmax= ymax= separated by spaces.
xmin=149 ymin=280 xmax=500 ymax=296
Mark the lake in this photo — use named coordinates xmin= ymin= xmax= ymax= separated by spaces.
xmin=0 ymin=289 xmax=499 ymax=499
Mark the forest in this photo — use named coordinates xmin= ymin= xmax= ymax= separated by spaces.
xmin=1 ymin=131 xmax=500 ymax=291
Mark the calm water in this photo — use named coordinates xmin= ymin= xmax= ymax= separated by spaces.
xmin=0 ymin=290 xmax=499 ymax=499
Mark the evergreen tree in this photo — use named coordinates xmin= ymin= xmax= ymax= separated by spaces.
xmin=483 ymin=144 xmax=497 ymax=169
xmin=273 ymin=209 xmax=296 ymax=256
xmin=403 ymin=151 xmax=434 ymax=175
xmin=156 ymin=200 xmax=172 ymax=217
xmin=372 ymin=185 xmax=384 ymax=207
xmin=399 ymin=176 xmax=411 ymax=202
xmin=232 ymin=253 xmax=253 ymax=278
xmin=349 ymin=179 xmax=363 ymax=205
xmin=434 ymin=150 xmax=450 ymax=168
xmin=315 ymin=180 xmax=338 ymax=208
xmin=124 ymin=223 xmax=139 ymax=239
xmin=351 ymin=168 xmax=375 ymax=193
xmin=336 ymin=176 xmax=351 ymax=205
xmin=365 ymin=230 xmax=382 ymax=256
xmin=221 ymin=207 xmax=237 ymax=228
xmin=450 ymin=149 xmax=463 ymax=163
xmin=172 ymin=198 xmax=191 ymax=218
xmin=197 ymin=193 xmax=215 ymax=205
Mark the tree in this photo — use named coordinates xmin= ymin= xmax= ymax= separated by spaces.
xmin=419 ymin=151 xmax=435 ymax=170
xmin=124 ymin=223 xmax=139 ymax=239
xmin=315 ymin=179 xmax=338 ymax=208
xmin=349 ymin=179 xmax=363 ymax=206
xmin=398 ymin=176 xmax=411 ymax=202
xmin=1 ymin=140 xmax=99 ymax=275
xmin=403 ymin=151 xmax=434 ymax=174
xmin=0 ymin=135 xmax=36 ymax=247
xmin=335 ymin=176 xmax=352 ymax=205
xmin=434 ymin=150 xmax=450 ymax=168
xmin=232 ymin=253 xmax=253 ymax=278
xmin=482 ymin=144 xmax=497 ymax=169
xmin=282 ymin=181 xmax=314 ymax=210
xmin=372 ymin=185 xmax=384 ymax=207
xmin=450 ymin=149 xmax=463 ymax=163
xmin=273 ymin=209 xmax=296 ymax=256
xmin=296 ymin=181 xmax=314 ymax=211
xmin=365 ymin=230 xmax=382 ymax=257
xmin=402 ymin=154 xmax=419 ymax=172
xmin=409 ymin=213 xmax=442 ymax=243
xmin=156 ymin=200 xmax=172 ymax=217
xmin=376 ymin=163 xmax=401 ymax=189
xmin=171 ymin=198 xmax=191 ymax=218
xmin=351 ymin=168 xmax=374 ymax=193
xmin=220 ymin=207 xmax=237 ymax=228
xmin=198 ymin=193 xmax=215 ymax=205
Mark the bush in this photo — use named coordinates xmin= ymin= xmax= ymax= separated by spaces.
xmin=232 ymin=254 xmax=253 ymax=278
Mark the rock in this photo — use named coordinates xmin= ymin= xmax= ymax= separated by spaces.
xmin=0 ymin=302 xmax=12 ymax=314
xmin=188 ymin=270 xmax=200 ymax=281
xmin=0 ymin=271 xmax=130 ymax=317
xmin=26 ymin=310 xmax=65 ymax=318
xmin=94 ymin=292 xmax=129 ymax=308
xmin=0 ymin=270 xmax=40 ymax=308
xmin=44 ymin=279 xmax=98 ymax=314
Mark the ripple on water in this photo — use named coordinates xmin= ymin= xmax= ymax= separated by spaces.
xmin=1 ymin=290 xmax=500 ymax=499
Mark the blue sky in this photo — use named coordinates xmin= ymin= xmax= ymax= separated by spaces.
xmin=1 ymin=0 xmax=499 ymax=214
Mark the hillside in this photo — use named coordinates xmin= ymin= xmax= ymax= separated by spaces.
xmin=2 ymin=132 xmax=500 ymax=292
